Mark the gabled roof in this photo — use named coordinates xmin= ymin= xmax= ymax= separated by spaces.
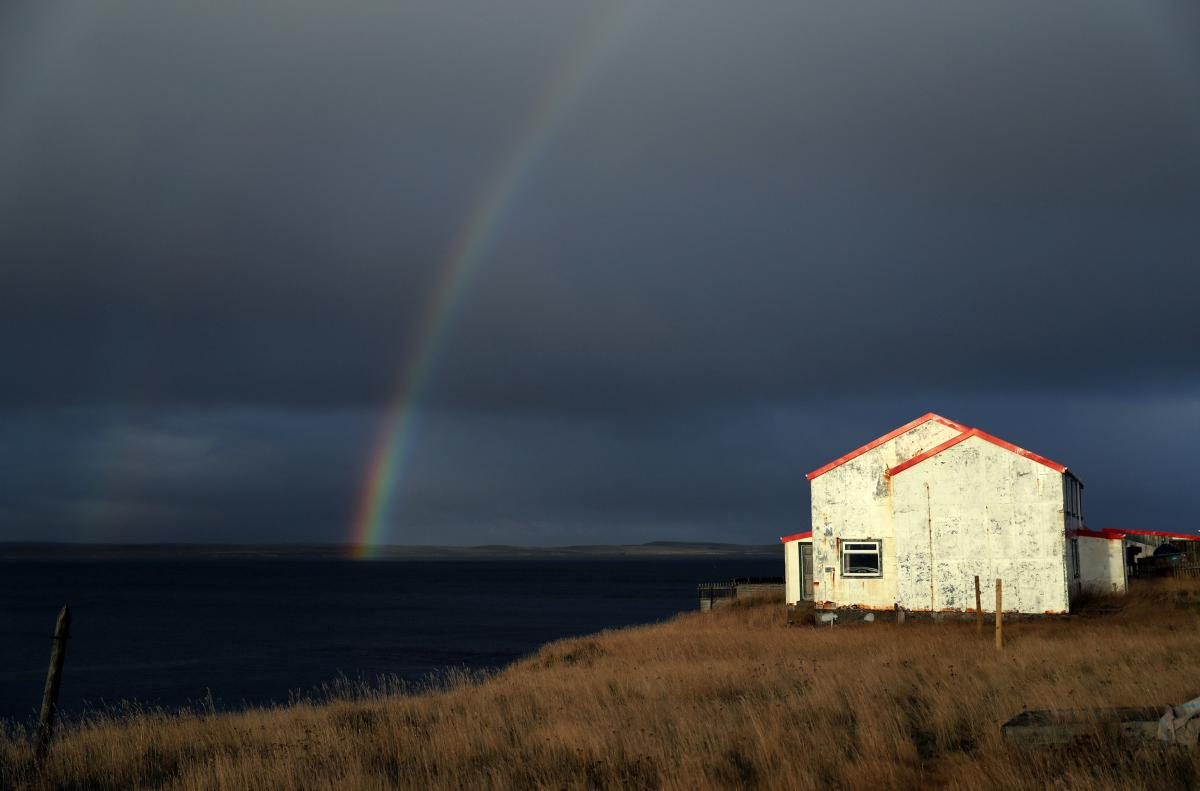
xmin=779 ymin=531 xmax=812 ymax=543
xmin=888 ymin=427 xmax=1067 ymax=477
xmin=805 ymin=412 xmax=969 ymax=480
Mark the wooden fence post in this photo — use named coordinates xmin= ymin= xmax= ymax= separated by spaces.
xmin=994 ymin=579 xmax=1003 ymax=651
xmin=35 ymin=605 xmax=70 ymax=766
xmin=974 ymin=576 xmax=982 ymax=635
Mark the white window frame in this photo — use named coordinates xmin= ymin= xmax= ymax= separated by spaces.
xmin=841 ymin=540 xmax=883 ymax=578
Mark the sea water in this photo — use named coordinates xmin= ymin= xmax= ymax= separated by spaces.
xmin=0 ymin=555 xmax=779 ymax=724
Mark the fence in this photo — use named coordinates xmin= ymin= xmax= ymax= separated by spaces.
xmin=1170 ymin=563 xmax=1200 ymax=579
xmin=697 ymin=577 xmax=784 ymax=611
xmin=1131 ymin=561 xmax=1200 ymax=580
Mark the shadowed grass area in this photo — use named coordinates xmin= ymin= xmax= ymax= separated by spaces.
xmin=3 ymin=581 xmax=1200 ymax=789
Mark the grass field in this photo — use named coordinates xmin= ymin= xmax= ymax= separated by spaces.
xmin=3 ymin=581 xmax=1200 ymax=790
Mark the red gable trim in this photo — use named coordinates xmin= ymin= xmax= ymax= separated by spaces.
xmin=888 ymin=427 xmax=1068 ymax=477
xmin=806 ymin=413 xmax=969 ymax=481
xmin=779 ymin=531 xmax=812 ymax=543
xmin=1120 ymin=528 xmax=1200 ymax=542
xmin=888 ymin=431 xmax=972 ymax=476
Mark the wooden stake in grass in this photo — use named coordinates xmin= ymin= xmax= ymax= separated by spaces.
xmin=35 ymin=605 xmax=70 ymax=766
xmin=975 ymin=576 xmax=982 ymax=635
xmin=994 ymin=579 xmax=1003 ymax=651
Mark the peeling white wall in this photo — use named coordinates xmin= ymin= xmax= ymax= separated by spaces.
xmin=890 ymin=435 xmax=1069 ymax=614
xmin=809 ymin=419 xmax=961 ymax=609
xmin=1077 ymin=536 xmax=1126 ymax=594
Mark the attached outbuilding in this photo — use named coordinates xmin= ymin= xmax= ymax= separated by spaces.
xmin=1110 ymin=528 xmax=1200 ymax=577
xmin=780 ymin=531 xmax=813 ymax=604
xmin=785 ymin=413 xmax=1124 ymax=616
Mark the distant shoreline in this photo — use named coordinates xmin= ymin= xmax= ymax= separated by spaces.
xmin=0 ymin=541 xmax=780 ymax=561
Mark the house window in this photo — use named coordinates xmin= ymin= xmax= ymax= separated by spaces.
xmin=1070 ymin=538 xmax=1080 ymax=579
xmin=841 ymin=540 xmax=882 ymax=578
xmin=1065 ymin=477 xmax=1085 ymax=521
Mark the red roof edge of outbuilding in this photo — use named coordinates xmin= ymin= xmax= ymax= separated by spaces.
xmin=805 ymin=413 xmax=970 ymax=481
xmin=1118 ymin=528 xmax=1200 ymax=542
xmin=887 ymin=427 xmax=1068 ymax=477
xmin=1074 ymin=527 xmax=1127 ymax=541
xmin=779 ymin=531 xmax=812 ymax=543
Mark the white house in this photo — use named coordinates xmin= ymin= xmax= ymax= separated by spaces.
xmin=782 ymin=413 xmax=1125 ymax=615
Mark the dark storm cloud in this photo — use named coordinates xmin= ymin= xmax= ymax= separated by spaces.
xmin=2 ymin=0 xmax=1197 ymax=410
xmin=1 ymin=0 xmax=607 ymax=407
xmin=1 ymin=1 xmax=1198 ymax=542
xmin=0 ymin=406 xmax=371 ymax=542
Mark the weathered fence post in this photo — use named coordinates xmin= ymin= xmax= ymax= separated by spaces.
xmin=35 ymin=605 xmax=70 ymax=766
xmin=994 ymin=579 xmax=1003 ymax=651
xmin=974 ymin=576 xmax=982 ymax=635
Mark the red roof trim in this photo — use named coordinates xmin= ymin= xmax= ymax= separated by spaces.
xmin=806 ymin=413 xmax=969 ymax=481
xmin=779 ymin=531 xmax=812 ymax=543
xmin=972 ymin=428 xmax=1068 ymax=473
xmin=888 ymin=427 xmax=1068 ymax=477
xmin=888 ymin=431 xmax=973 ymax=476
xmin=1120 ymin=528 xmax=1200 ymax=542
xmin=1075 ymin=528 xmax=1126 ymax=541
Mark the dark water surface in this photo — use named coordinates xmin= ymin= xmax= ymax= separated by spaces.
xmin=0 ymin=556 xmax=778 ymax=724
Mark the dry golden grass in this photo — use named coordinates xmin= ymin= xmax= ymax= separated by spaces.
xmin=4 ymin=581 xmax=1200 ymax=790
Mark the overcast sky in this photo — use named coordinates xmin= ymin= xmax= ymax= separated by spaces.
xmin=2 ymin=0 xmax=1198 ymax=545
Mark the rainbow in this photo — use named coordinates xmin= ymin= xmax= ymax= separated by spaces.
xmin=350 ymin=3 xmax=642 ymax=557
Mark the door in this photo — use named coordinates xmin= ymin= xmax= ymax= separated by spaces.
xmin=801 ymin=543 xmax=814 ymax=601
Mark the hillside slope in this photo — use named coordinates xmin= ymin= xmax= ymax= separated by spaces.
xmin=4 ymin=584 xmax=1200 ymax=789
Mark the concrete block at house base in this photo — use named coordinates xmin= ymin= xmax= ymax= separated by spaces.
xmin=813 ymin=608 xmax=904 ymax=625
xmin=1002 ymin=707 xmax=1167 ymax=746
